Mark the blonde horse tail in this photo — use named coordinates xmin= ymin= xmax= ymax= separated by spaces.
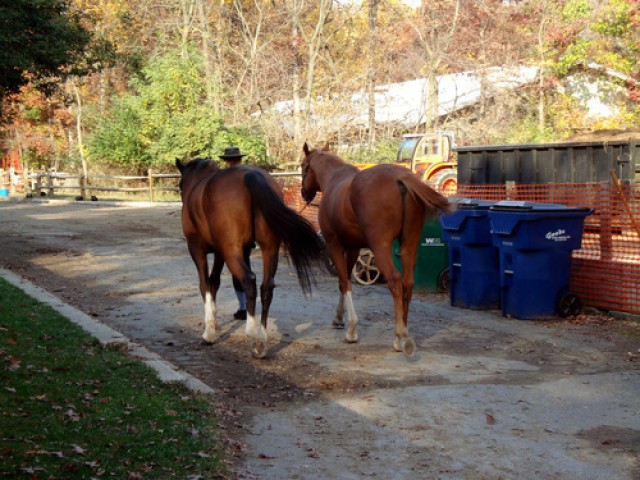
xmin=399 ymin=173 xmax=452 ymax=218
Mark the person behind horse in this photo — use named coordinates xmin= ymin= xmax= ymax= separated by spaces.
xmin=220 ymin=146 xmax=250 ymax=321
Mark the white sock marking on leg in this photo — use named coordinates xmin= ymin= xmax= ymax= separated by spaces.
xmin=202 ymin=292 xmax=217 ymax=342
xmin=345 ymin=291 xmax=359 ymax=341
xmin=245 ymin=313 xmax=258 ymax=338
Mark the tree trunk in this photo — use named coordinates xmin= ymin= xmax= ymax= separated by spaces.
xmin=413 ymin=0 xmax=461 ymax=132
xmin=303 ymin=0 xmax=333 ymax=119
xmin=367 ymin=0 xmax=380 ymax=147
xmin=72 ymin=79 xmax=88 ymax=186
xmin=291 ymin=0 xmax=303 ymax=148
xmin=538 ymin=15 xmax=547 ymax=132
xmin=196 ymin=0 xmax=217 ymax=109
xmin=180 ymin=0 xmax=195 ymax=55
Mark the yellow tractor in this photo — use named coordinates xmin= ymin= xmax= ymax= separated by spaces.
xmin=397 ymin=131 xmax=457 ymax=196
xmin=355 ymin=131 xmax=457 ymax=196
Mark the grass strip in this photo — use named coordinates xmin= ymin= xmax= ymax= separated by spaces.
xmin=0 ymin=277 xmax=227 ymax=479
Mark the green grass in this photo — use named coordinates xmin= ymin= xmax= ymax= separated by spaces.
xmin=0 ymin=278 xmax=227 ymax=479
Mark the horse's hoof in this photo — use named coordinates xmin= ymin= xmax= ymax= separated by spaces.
xmin=332 ymin=319 xmax=345 ymax=329
xmin=202 ymin=332 xmax=216 ymax=344
xmin=252 ymin=340 xmax=267 ymax=359
xmin=401 ymin=338 xmax=416 ymax=357
xmin=345 ymin=331 xmax=358 ymax=343
xmin=393 ymin=338 xmax=402 ymax=352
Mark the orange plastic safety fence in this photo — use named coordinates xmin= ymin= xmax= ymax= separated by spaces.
xmin=281 ymin=180 xmax=320 ymax=231
xmin=458 ymin=183 xmax=640 ymax=315
xmin=283 ymin=179 xmax=640 ymax=315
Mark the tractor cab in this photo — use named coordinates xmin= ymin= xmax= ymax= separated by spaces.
xmin=397 ymin=131 xmax=457 ymax=195
xmin=397 ymin=131 xmax=454 ymax=172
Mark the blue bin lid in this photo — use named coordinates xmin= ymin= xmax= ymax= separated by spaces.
xmin=440 ymin=198 xmax=494 ymax=232
xmin=490 ymin=200 xmax=590 ymax=213
xmin=453 ymin=198 xmax=495 ymax=210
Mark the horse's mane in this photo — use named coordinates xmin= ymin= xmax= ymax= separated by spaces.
xmin=309 ymin=147 xmax=357 ymax=172
xmin=188 ymin=157 xmax=218 ymax=172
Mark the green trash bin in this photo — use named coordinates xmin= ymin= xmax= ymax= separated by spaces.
xmin=392 ymin=218 xmax=450 ymax=292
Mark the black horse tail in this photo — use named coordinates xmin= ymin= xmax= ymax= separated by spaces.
xmin=244 ymin=171 xmax=327 ymax=295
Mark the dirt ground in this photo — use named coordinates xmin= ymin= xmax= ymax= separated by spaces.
xmin=1 ymin=198 xmax=639 ymax=480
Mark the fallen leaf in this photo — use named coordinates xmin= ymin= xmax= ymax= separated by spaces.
xmin=486 ymin=414 xmax=496 ymax=425
xmin=601 ymin=439 xmax=620 ymax=445
xmin=72 ymin=445 xmax=86 ymax=455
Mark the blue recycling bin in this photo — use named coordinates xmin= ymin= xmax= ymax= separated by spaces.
xmin=440 ymin=199 xmax=500 ymax=309
xmin=488 ymin=201 xmax=592 ymax=319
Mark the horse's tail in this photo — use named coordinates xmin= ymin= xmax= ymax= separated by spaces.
xmin=244 ymin=171 xmax=327 ymax=295
xmin=398 ymin=173 xmax=453 ymax=218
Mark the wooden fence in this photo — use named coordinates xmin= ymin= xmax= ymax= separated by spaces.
xmin=13 ymin=169 xmax=301 ymax=202
xmin=26 ymin=170 xmax=180 ymax=202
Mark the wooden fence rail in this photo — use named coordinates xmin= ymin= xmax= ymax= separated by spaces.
xmin=17 ymin=169 xmax=301 ymax=202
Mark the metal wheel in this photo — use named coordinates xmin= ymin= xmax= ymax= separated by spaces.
xmin=429 ymin=169 xmax=458 ymax=196
xmin=437 ymin=267 xmax=450 ymax=293
xmin=353 ymin=249 xmax=381 ymax=285
xmin=557 ymin=293 xmax=582 ymax=318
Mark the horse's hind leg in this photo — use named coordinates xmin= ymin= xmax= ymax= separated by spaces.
xmin=256 ymin=242 xmax=279 ymax=358
xmin=202 ymin=255 xmax=224 ymax=342
xmin=371 ymin=243 xmax=416 ymax=357
xmin=329 ymin=245 xmax=360 ymax=342
xmin=226 ymin=255 xmax=260 ymax=355
xmin=343 ymin=248 xmax=360 ymax=343
xmin=396 ymin=244 xmax=417 ymax=357
xmin=188 ymin=242 xmax=218 ymax=343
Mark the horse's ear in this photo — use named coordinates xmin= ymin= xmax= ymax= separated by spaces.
xmin=175 ymin=158 xmax=184 ymax=172
xmin=322 ymin=142 xmax=330 ymax=151
xmin=303 ymin=142 xmax=311 ymax=156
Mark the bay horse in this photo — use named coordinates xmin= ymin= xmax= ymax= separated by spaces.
xmin=176 ymin=158 xmax=326 ymax=358
xmin=300 ymin=143 xmax=451 ymax=356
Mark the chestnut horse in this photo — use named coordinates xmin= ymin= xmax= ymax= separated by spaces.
xmin=300 ymin=144 xmax=451 ymax=356
xmin=176 ymin=158 xmax=326 ymax=357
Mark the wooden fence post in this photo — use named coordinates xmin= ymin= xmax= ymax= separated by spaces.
xmin=47 ymin=170 xmax=54 ymax=197
xmin=35 ymin=171 xmax=42 ymax=196
xmin=148 ymin=169 xmax=154 ymax=202
xmin=9 ymin=166 xmax=15 ymax=195
xmin=80 ymin=170 xmax=87 ymax=199
xmin=599 ymin=183 xmax=613 ymax=262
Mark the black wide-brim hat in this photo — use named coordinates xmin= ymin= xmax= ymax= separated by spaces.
xmin=219 ymin=146 xmax=246 ymax=160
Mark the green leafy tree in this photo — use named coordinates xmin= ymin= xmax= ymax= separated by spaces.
xmin=87 ymin=96 xmax=149 ymax=167
xmin=0 ymin=0 xmax=96 ymax=111
xmin=549 ymin=0 xmax=640 ymax=130
xmin=88 ymin=47 xmax=267 ymax=169
xmin=552 ymin=0 xmax=639 ymax=76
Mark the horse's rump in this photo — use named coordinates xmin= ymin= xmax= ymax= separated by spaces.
xmin=396 ymin=169 xmax=452 ymax=217
xmin=184 ymin=168 xmax=254 ymax=250
xmin=347 ymin=165 xmax=450 ymax=239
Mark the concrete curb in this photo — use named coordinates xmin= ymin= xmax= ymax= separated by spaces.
xmin=0 ymin=268 xmax=214 ymax=395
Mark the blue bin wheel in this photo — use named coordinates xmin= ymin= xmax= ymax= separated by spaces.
xmin=438 ymin=267 xmax=450 ymax=293
xmin=557 ymin=293 xmax=582 ymax=318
